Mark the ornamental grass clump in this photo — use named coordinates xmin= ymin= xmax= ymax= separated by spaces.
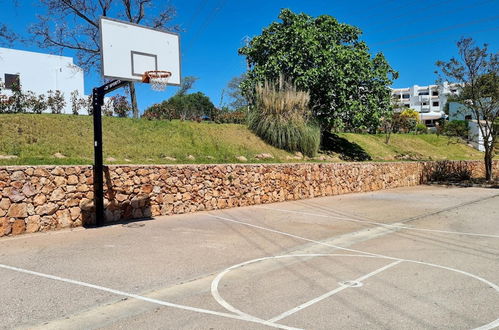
xmin=248 ymin=76 xmax=320 ymax=157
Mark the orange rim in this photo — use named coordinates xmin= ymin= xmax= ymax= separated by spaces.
xmin=142 ymin=70 xmax=172 ymax=83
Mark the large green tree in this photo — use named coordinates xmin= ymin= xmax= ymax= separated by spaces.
xmin=169 ymin=92 xmax=215 ymax=119
xmin=239 ymin=9 xmax=397 ymax=132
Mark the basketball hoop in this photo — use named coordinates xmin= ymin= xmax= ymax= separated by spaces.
xmin=142 ymin=70 xmax=172 ymax=91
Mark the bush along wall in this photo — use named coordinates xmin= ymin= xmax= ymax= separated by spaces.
xmin=1 ymin=160 xmax=498 ymax=237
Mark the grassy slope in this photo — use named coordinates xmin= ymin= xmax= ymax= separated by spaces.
xmin=0 ymin=114 xmax=489 ymax=165
xmin=0 ymin=114 xmax=295 ymax=165
xmin=339 ymin=133 xmax=487 ymax=161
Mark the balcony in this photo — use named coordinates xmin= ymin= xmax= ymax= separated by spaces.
xmin=419 ymin=106 xmax=430 ymax=113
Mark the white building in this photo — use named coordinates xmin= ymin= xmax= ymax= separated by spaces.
xmin=0 ymin=47 xmax=87 ymax=114
xmin=391 ymin=82 xmax=459 ymax=126
xmin=468 ymin=120 xmax=490 ymax=152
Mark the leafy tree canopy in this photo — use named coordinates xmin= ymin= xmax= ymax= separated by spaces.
xmin=239 ymin=9 xmax=397 ymax=132
xmin=436 ymin=37 xmax=499 ymax=180
xmin=169 ymin=92 xmax=215 ymax=117
xmin=143 ymin=92 xmax=215 ymax=120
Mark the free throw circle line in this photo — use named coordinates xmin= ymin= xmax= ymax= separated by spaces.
xmin=211 ymin=254 xmax=401 ymax=323
xmin=211 ymin=253 xmax=382 ymax=321
xmin=206 ymin=214 xmax=499 ymax=329
xmin=268 ymin=259 xmax=403 ymax=322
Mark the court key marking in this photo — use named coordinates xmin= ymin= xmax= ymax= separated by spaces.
xmin=1 ymin=211 xmax=497 ymax=329
xmin=206 ymin=213 xmax=499 ymax=329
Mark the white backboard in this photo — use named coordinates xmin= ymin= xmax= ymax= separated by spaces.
xmin=100 ymin=17 xmax=181 ymax=85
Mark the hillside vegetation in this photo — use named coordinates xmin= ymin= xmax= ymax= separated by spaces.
xmin=0 ymin=114 xmax=490 ymax=166
xmin=338 ymin=133 xmax=485 ymax=161
xmin=0 ymin=114 xmax=295 ymax=165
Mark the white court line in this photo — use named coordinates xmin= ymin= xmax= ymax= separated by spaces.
xmin=257 ymin=206 xmax=499 ymax=239
xmin=206 ymin=214 xmax=499 ymax=330
xmin=475 ymin=318 xmax=499 ymax=330
xmin=268 ymin=260 xmax=403 ymax=322
xmin=206 ymin=214 xmax=395 ymax=260
xmin=0 ymin=264 xmax=300 ymax=330
xmin=210 ymin=253 xmax=396 ymax=323
xmin=210 ymin=253 xmax=381 ymax=321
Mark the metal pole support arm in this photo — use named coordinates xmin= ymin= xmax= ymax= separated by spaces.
xmin=92 ymin=79 xmax=128 ymax=227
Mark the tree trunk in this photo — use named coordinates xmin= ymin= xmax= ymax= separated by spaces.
xmin=484 ymin=150 xmax=493 ymax=181
xmin=129 ymin=82 xmax=139 ymax=118
xmin=385 ymin=131 xmax=391 ymax=144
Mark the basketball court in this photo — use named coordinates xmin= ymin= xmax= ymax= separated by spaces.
xmin=1 ymin=185 xmax=498 ymax=329
xmin=1 ymin=17 xmax=497 ymax=330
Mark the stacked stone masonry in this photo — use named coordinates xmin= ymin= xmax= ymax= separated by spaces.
xmin=1 ymin=161 xmax=498 ymax=236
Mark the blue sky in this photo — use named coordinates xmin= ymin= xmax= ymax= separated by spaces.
xmin=1 ymin=0 xmax=499 ymax=113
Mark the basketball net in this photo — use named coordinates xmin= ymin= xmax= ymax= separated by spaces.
xmin=142 ymin=71 xmax=172 ymax=92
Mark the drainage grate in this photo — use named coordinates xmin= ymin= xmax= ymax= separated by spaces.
xmin=339 ymin=280 xmax=363 ymax=288
xmin=122 ymin=223 xmax=146 ymax=228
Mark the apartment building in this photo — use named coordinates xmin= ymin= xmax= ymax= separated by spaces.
xmin=391 ymin=82 xmax=459 ymax=126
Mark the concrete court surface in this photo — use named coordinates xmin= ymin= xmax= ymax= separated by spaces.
xmin=0 ymin=185 xmax=498 ymax=330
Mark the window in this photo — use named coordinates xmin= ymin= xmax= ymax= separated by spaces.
xmin=422 ymin=102 xmax=428 ymax=106
xmin=402 ymin=94 xmax=410 ymax=99
xmin=432 ymin=91 xmax=439 ymax=96
xmin=392 ymin=94 xmax=401 ymax=99
xmin=404 ymin=104 xmax=410 ymax=108
xmin=465 ymin=115 xmax=472 ymax=120
xmin=432 ymin=101 xmax=439 ymax=107
xmin=4 ymin=74 xmax=20 ymax=90
xmin=418 ymin=91 xmax=429 ymax=96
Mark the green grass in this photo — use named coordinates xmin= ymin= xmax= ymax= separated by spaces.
xmin=338 ymin=133 xmax=490 ymax=161
xmin=0 ymin=114 xmax=296 ymax=165
xmin=0 ymin=114 xmax=491 ymax=166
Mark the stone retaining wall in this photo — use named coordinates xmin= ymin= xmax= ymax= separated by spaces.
xmin=1 ymin=160 xmax=498 ymax=237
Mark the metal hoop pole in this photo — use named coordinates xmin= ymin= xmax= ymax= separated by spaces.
xmin=92 ymin=88 xmax=105 ymax=227
xmin=92 ymin=79 xmax=129 ymax=227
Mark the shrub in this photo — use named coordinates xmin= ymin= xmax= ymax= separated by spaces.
xmin=415 ymin=123 xmax=427 ymax=134
xmin=397 ymin=109 xmax=420 ymax=133
xmin=0 ymin=86 xmax=69 ymax=114
xmin=111 ymin=95 xmax=132 ymax=117
xmin=215 ymin=109 xmax=246 ymax=124
xmin=102 ymin=98 xmax=114 ymax=116
xmin=427 ymin=160 xmax=472 ymax=182
xmin=47 ymin=90 xmax=66 ymax=114
xmin=443 ymin=120 xmax=469 ymax=139
xmin=70 ymin=90 xmax=86 ymax=115
xmin=84 ymin=95 xmax=93 ymax=115
xmin=248 ymin=76 xmax=320 ymax=157
xmin=5 ymin=83 xmax=28 ymax=113
xmin=142 ymin=103 xmax=176 ymax=120
xmin=27 ymin=93 xmax=48 ymax=114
